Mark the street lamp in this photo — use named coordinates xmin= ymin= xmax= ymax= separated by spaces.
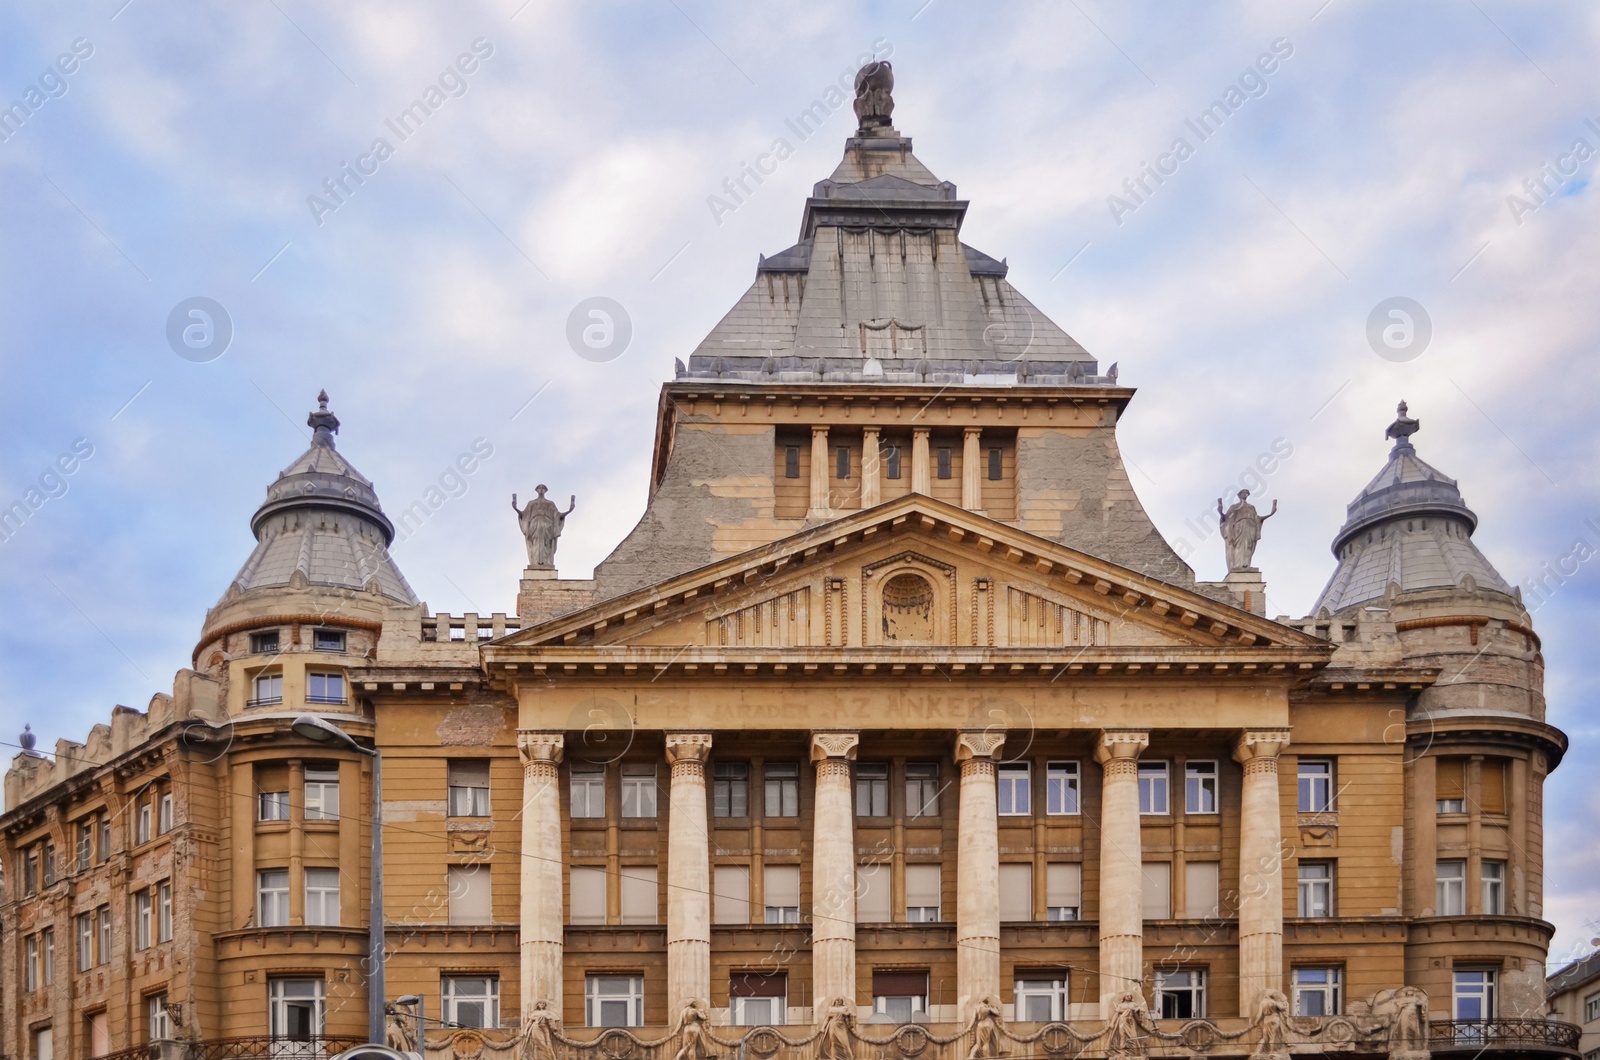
xmin=292 ymin=714 xmax=386 ymax=1044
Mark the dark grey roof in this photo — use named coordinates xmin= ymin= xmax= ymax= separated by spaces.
xmin=1548 ymin=950 xmax=1600 ymax=992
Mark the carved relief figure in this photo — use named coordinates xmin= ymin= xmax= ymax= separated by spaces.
xmin=1253 ymin=990 xmax=1292 ymax=1058
xmin=819 ymin=996 xmax=856 ymax=1060
xmin=672 ymin=998 xmax=714 ymax=1060
xmin=1389 ymin=987 xmax=1429 ymax=1056
xmin=968 ymin=995 xmax=1006 ymax=1059
xmin=1105 ymin=992 xmax=1148 ymax=1057
xmin=524 ymin=998 xmax=559 ymax=1060
xmin=1217 ymin=489 xmax=1278 ymax=571
xmin=513 ymin=485 xmax=576 ymax=569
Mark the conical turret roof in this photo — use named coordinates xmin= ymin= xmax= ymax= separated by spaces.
xmin=224 ymin=392 xmax=418 ymax=605
xmin=1311 ymin=402 xmax=1511 ymax=615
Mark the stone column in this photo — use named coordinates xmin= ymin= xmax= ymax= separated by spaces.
xmin=1233 ymin=729 xmax=1290 ymax=1017
xmin=955 ymin=730 xmax=1006 ymax=1021
xmin=810 ymin=731 xmax=861 ymax=1020
xmin=518 ymin=732 xmax=565 ymax=1019
xmin=808 ymin=425 xmax=831 ymax=520
xmin=862 ymin=427 xmax=882 ymax=508
xmin=666 ymin=733 xmax=714 ymax=1008
xmin=1095 ymin=729 xmax=1149 ymax=1016
xmin=911 ymin=427 xmax=931 ymax=494
xmin=962 ymin=428 xmax=984 ymax=514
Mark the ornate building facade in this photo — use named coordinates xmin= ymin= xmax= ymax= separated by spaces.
xmin=0 ymin=67 xmax=1577 ymax=1060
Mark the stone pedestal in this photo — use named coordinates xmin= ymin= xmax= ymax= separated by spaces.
xmin=1095 ymin=730 xmax=1150 ymax=1017
xmin=1224 ymin=569 xmax=1267 ymax=616
xmin=1234 ymin=729 xmax=1291 ymax=1017
xmin=517 ymin=732 xmax=565 ymax=1019
xmin=954 ymin=731 xmax=1005 ymax=1021
xmin=810 ymin=731 xmax=861 ymax=1019
xmin=666 ymin=733 xmax=714 ymax=1008
xmin=517 ymin=569 xmax=599 ymax=624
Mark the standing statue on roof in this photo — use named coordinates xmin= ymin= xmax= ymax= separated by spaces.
xmin=1218 ymin=489 xmax=1277 ymax=572
xmin=854 ymin=61 xmax=894 ymax=130
xmin=513 ymin=485 xmax=575 ymax=570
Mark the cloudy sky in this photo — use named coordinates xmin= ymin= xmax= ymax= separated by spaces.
xmin=1 ymin=1 xmax=1595 ymax=973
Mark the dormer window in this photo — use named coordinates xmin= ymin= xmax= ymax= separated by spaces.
xmin=251 ymin=631 xmax=280 ymax=654
xmin=313 ymin=629 xmax=346 ymax=652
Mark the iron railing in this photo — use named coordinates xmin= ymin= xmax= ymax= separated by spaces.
xmin=1430 ymin=1019 xmax=1583 ymax=1052
xmin=96 ymin=1038 xmax=367 ymax=1060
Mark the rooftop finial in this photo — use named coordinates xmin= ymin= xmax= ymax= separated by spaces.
xmin=308 ymin=390 xmax=341 ymax=449
xmin=1385 ymin=399 xmax=1420 ymax=452
xmin=853 ymin=61 xmax=895 ymax=133
xmin=19 ymin=723 xmax=36 ymax=754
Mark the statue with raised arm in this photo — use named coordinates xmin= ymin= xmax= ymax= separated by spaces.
xmin=1217 ymin=489 xmax=1277 ymax=572
xmin=1253 ymin=989 xmax=1291 ymax=1059
xmin=672 ymin=998 xmax=714 ymax=1060
xmin=513 ymin=485 xmax=575 ymax=569
xmin=968 ymin=995 xmax=1006 ymax=1059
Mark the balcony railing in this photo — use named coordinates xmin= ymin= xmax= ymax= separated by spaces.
xmin=304 ymin=694 xmax=347 ymax=705
xmin=244 ymin=696 xmax=284 ymax=708
xmin=98 ymin=1036 xmax=368 ymax=1060
xmin=1430 ymin=1018 xmax=1583 ymax=1053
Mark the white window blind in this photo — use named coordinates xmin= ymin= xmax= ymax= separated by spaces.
xmin=619 ymin=866 xmax=658 ymax=925
xmin=1184 ymin=862 xmax=1220 ymax=919
xmin=448 ymin=865 xmax=492 ymax=925
xmin=569 ymin=866 xmax=607 ymax=925
xmin=1046 ymin=863 xmax=1082 ymax=919
xmin=856 ymin=862 xmax=891 ymax=923
xmin=764 ymin=865 xmax=801 ymax=923
xmin=999 ymin=863 xmax=1033 ymax=922
xmin=905 ymin=864 xmax=941 ymax=920
xmin=713 ymin=865 xmax=751 ymax=925
xmin=1142 ymin=862 xmax=1172 ymax=919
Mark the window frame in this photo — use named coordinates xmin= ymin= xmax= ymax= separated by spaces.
xmin=1297 ymin=861 xmax=1335 ymax=918
xmin=41 ymin=927 xmax=54 ymax=987
xmin=1298 ymin=759 xmax=1336 ymax=813
xmin=158 ymin=792 xmax=173 ymax=835
xmin=442 ymin=974 xmax=501 ymax=1030
xmin=585 ymin=974 xmax=645 ymax=1028
xmin=763 ymin=762 xmax=800 ymax=818
xmin=24 ymin=933 xmax=39 ymax=992
xmin=137 ymin=803 xmax=152 ymax=845
xmin=620 ymin=762 xmax=658 ymax=819
xmin=312 ymin=628 xmax=346 ymax=652
xmin=1014 ymin=975 xmax=1069 ymax=1022
xmin=97 ymin=906 xmax=111 ymax=965
xmin=1138 ymin=761 xmax=1170 ymax=815
xmin=1452 ymin=968 xmax=1498 ymax=1022
xmin=268 ymin=977 xmax=326 ymax=1041
xmin=569 ymin=765 xmax=606 ymax=819
xmin=1291 ymin=966 xmax=1343 ymax=1017
xmin=1185 ymin=760 xmax=1218 ymax=815
xmin=259 ymin=790 xmax=290 ymax=822
xmin=1154 ymin=968 xmax=1207 ymax=1019
xmin=135 ymin=890 xmax=153 ymax=950
xmin=157 ymin=880 xmax=173 ymax=943
xmin=303 ymin=768 xmax=340 ymax=822
xmin=1481 ymin=860 xmax=1506 ymax=915
xmin=306 ymin=670 xmax=346 ymax=705
xmin=250 ymin=671 xmax=284 ymax=706
xmin=77 ymin=912 xmax=94 ymax=972
xmin=1046 ymin=761 xmax=1080 ymax=816
xmin=305 ymin=867 xmax=341 ymax=926
xmin=257 ymin=868 xmax=291 ymax=928
xmin=1436 ymin=859 xmax=1467 ymax=916
xmin=447 ymin=760 xmax=493 ymax=818
xmin=936 ymin=446 xmax=953 ymax=480
xmin=836 ymin=446 xmax=851 ymax=480
xmin=905 ymin=762 xmax=940 ymax=818
xmin=997 ymin=762 xmax=1031 ymax=816
xmin=855 ymin=762 xmax=890 ymax=818
xmin=147 ymin=993 xmax=170 ymax=1042
xmin=249 ymin=630 xmax=280 ymax=654
xmin=987 ymin=447 xmax=1003 ymax=481
xmin=784 ymin=446 xmax=800 ymax=479
xmin=885 ymin=444 xmax=903 ymax=480
xmin=713 ymin=762 xmax=750 ymax=818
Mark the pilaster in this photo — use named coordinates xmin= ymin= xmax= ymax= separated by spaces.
xmin=666 ymin=733 xmax=714 ymax=1009
xmin=1094 ymin=729 xmax=1150 ymax=1016
xmin=954 ymin=730 xmax=1005 ymax=1020
xmin=809 ymin=731 xmax=860 ymax=1020
xmin=517 ymin=731 xmax=565 ymax=1020
xmin=1233 ymin=728 xmax=1291 ymax=1017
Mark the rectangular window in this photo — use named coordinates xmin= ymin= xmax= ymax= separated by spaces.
xmin=1155 ymin=969 xmax=1207 ymax=1019
xmin=1139 ymin=762 xmax=1170 ymax=815
xmin=97 ymin=906 xmax=110 ymax=965
xmin=313 ymin=628 xmax=346 ymax=652
xmin=41 ymin=927 xmax=54 ymax=986
xmin=1014 ymin=975 xmax=1068 ymax=1022
xmin=1436 ymin=757 xmax=1466 ymax=813
xmin=885 ymin=445 xmax=903 ymax=480
xmin=1480 ymin=758 xmax=1508 ymax=814
xmin=24 ymin=934 xmax=38 ymax=991
xmin=836 ymin=446 xmax=850 ymax=479
xmin=1437 ymin=860 xmax=1467 ymax=916
xmin=714 ymin=762 xmax=750 ymax=818
xmin=936 ymin=447 xmax=952 ymax=479
xmin=784 ymin=446 xmax=800 ymax=479
xmin=77 ymin=821 xmax=93 ymax=873
xmin=269 ymin=978 xmax=325 ymax=1041
xmin=304 ymin=768 xmax=340 ymax=821
xmin=905 ymin=762 xmax=940 ymax=817
xmin=88 ymin=1011 xmax=109 ymax=1056
xmin=147 ymin=993 xmax=169 ymax=1041
xmin=135 ymin=889 xmax=154 ymax=947
xmin=1185 ymin=761 xmax=1218 ymax=814
xmin=1481 ymin=860 xmax=1506 ymax=914
xmin=448 ymin=759 xmax=492 ymax=818
xmin=1298 ymin=861 xmax=1334 ymax=917
xmin=307 ymin=671 xmax=345 ymax=704
xmin=250 ymin=630 xmax=280 ymax=654
xmin=443 ymin=975 xmax=500 ymax=1030
xmin=714 ymin=865 xmax=750 ymax=925
xmin=259 ymin=791 xmax=290 ymax=821
xmin=905 ymin=864 xmax=941 ymax=922
xmin=158 ymin=793 xmax=173 ymax=834
xmin=258 ymin=870 xmax=289 ymax=927
xmin=1046 ymin=761 xmax=1080 ymax=815
xmin=251 ymin=672 xmax=283 ymax=705
xmin=731 ymin=972 xmax=787 ymax=1026
xmin=855 ymin=763 xmax=889 ymax=817
xmin=1185 ymin=862 xmax=1221 ymax=919
xmin=998 ymin=763 xmax=1031 ymax=816
xmin=621 ymin=763 xmax=658 ymax=819
xmin=78 ymin=913 xmax=94 ymax=972
xmin=619 ymin=866 xmax=658 ymax=925
xmin=999 ymin=862 xmax=1033 ymax=922
xmin=569 ymin=866 xmax=607 ymax=925
xmin=98 ymin=815 xmax=111 ymax=862
xmin=137 ymin=803 xmax=152 ymax=845
xmin=1047 ymin=863 xmax=1082 ymax=921
xmin=22 ymin=847 xmax=37 ymax=894
xmin=764 ymin=865 xmax=801 ymax=924
xmin=763 ymin=762 xmax=800 ymax=817
xmin=305 ymin=868 xmax=341 ymax=926
xmin=449 ymin=865 xmax=493 ymax=925
xmin=570 ymin=765 xmax=605 ymax=819
xmin=586 ymin=975 xmax=644 ymax=1028
xmin=1142 ymin=862 xmax=1173 ymax=919
xmin=42 ymin=840 xmax=55 ymax=885
xmin=872 ymin=970 xmax=928 ymax=1024
xmin=1298 ymin=759 xmax=1335 ymax=812
xmin=1292 ymin=967 xmax=1343 ymax=1016
xmin=1453 ymin=969 xmax=1497 ymax=1022
xmin=1583 ymin=991 xmax=1599 ymax=1023
xmin=988 ymin=447 xmax=1003 ymax=481
xmin=157 ymin=881 xmax=172 ymax=942
xmin=857 ymin=862 xmax=891 ymax=923
xmin=33 ymin=1027 xmax=52 ymax=1060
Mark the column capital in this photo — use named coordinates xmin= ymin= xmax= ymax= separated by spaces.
xmin=665 ymin=732 xmax=714 ymax=765
xmin=1094 ymin=729 xmax=1150 ymax=764
xmin=954 ymin=730 xmax=1006 ymax=762
xmin=811 ymin=424 xmax=830 ymax=438
xmin=1233 ymin=728 xmax=1292 ymax=764
xmin=517 ymin=731 xmax=564 ymax=766
xmin=810 ymin=731 xmax=860 ymax=762
xmin=912 ymin=426 xmax=931 ymax=438
xmin=963 ymin=426 xmax=983 ymax=438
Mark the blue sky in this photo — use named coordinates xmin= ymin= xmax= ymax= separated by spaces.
xmin=1 ymin=1 xmax=1595 ymax=972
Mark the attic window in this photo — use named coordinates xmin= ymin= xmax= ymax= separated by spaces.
xmin=988 ymin=448 xmax=1003 ymax=481
xmin=313 ymin=629 xmax=346 ymax=652
xmin=885 ymin=445 xmax=902 ymax=480
xmin=784 ymin=447 xmax=800 ymax=479
xmin=882 ymin=573 xmax=935 ymax=642
xmin=251 ymin=631 xmax=280 ymax=654
xmin=836 ymin=447 xmax=850 ymax=480
xmin=936 ymin=448 xmax=953 ymax=480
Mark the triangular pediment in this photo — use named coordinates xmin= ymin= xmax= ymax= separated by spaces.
xmin=489 ymin=496 xmax=1325 ymax=666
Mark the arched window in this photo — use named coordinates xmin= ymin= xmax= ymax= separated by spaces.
xmin=882 ymin=573 xmax=935 ymax=641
